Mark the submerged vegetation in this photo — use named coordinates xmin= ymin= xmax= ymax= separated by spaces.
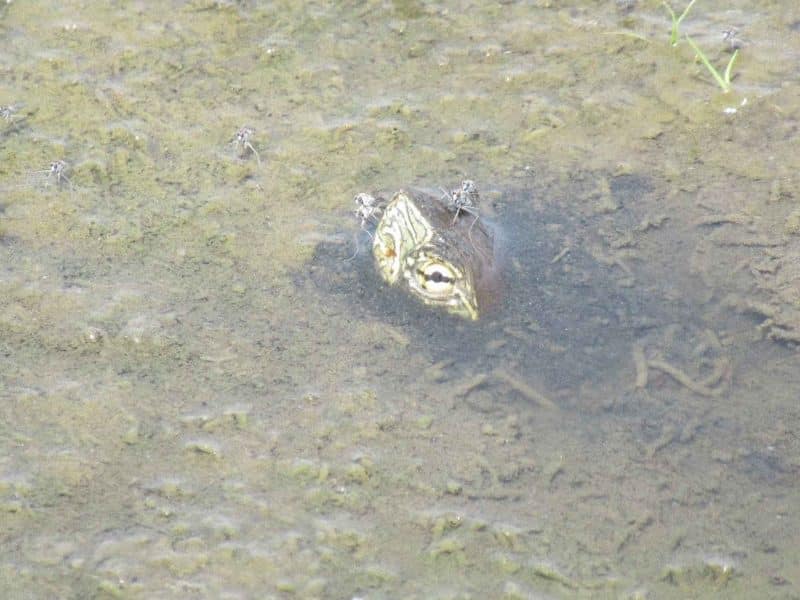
xmin=686 ymin=36 xmax=739 ymax=93
xmin=663 ymin=0 xmax=698 ymax=47
xmin=662 ymin=0 xmax=740 ymax=93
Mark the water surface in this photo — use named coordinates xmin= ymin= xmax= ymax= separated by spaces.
xmin=1 ymin=1 xmax=799 ymax=598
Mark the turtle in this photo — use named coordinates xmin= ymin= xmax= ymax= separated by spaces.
xmin=371 ymin=185 xmax=498 ymax=321
xmin=306 ymin=172 xmax=708 ymax=396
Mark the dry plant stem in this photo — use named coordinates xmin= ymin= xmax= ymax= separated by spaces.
xmin=647 ymin=359 xmax=719 ymax=397
xmin=452 ymin=372 xmax=490 ymax=398
xmin=493 ymin=369 xmax=557 ymax=409
xmin=633 ymin=344 xmax=648 ymax=389
xmin=450 ymin=369 xmax=557 ymax=410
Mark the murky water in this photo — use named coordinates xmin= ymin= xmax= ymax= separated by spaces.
xmin=2 ymin=1 xmax=799 ymax=598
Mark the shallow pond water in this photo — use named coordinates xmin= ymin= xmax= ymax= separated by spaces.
xmin=2 ymin=1 xmax=800 ymax=598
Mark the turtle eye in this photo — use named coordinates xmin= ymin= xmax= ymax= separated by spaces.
xmin=418 ymin=263 xmax=456 ymax=294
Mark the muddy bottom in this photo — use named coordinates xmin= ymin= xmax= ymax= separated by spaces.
xmin=2 ymin=0 xmax=800 ymax=597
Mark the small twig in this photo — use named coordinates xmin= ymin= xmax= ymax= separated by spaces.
xmin=647 ymin=359 xmax=719 ymax=397
xmin=493 ymin=369 xmax=558 ymax=409
xmin=633 ymin=344 xmax=648 ymax=389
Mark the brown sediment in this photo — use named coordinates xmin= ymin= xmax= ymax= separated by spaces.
xmin=710 ymin=233 xmax=787 ymax=247
xmin=767 ymin=326 xmax=800 ymax=344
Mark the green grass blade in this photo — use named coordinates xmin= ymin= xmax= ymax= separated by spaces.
xmin=676 ymin=0 xmax=698 ymax=27
xmin=663 ymin=2 xmax=679 ymax=46
xmin=724 ymin=49 xmax=739 ymax=85
xmin=686 ymin=35 xmax=730 ymax=93
xmin=602 ymin=31 xmax=650 ymax=43
xmin=664 ymin=0 xmax=699 ymax=47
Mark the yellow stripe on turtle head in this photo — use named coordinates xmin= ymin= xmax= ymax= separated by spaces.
xmin=372 ymin=191 xmax=434 ymax=284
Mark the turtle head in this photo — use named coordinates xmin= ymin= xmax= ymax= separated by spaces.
xmin=372 ymin=190 xmax=484 ymax=320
